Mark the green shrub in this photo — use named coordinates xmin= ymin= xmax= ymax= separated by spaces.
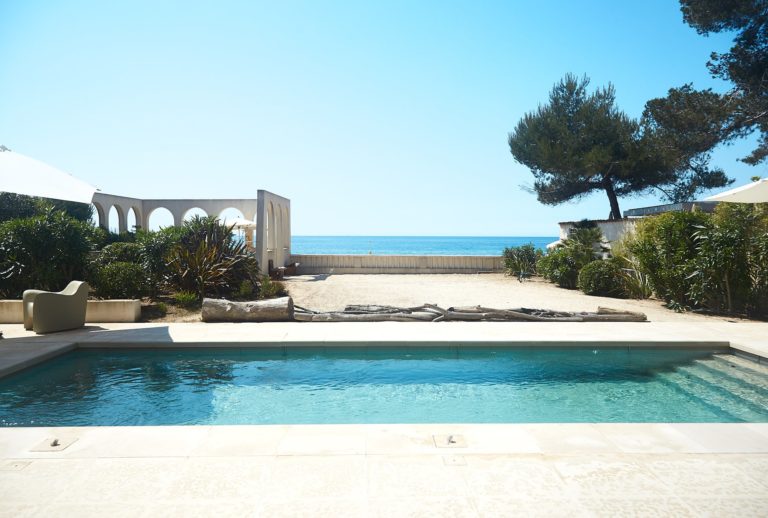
xmin=166 ymin=216 xmax=259 ymax=300
xmin=537 ymin=247 xmax=583 ymax=289
xmin=93 ymin=242 xmax=142 ymax=266
xmin=0 ymin=210 xmax=96 ymax=298
xmin=258 ymin=276 xmax=287 ymax=299
xmin=538 ymin=227 xmax=603 ymax=289
xmin=503 ymin=244 xmax=543 ymax=276
xmin=608 ymin=238 xmax=653 ymax=299
xmin=627 ymin=211 xmax=710 ymax=306
xmin=235 ymin=280 xmax=256 ymax=300
xmin=136 ymin=227 xmax=185 ymax=295
xmin=688 ymin=203 xmax=768 ymax=317
xmin=173 ymin=291 xmax=199 ymax=308
xmin=93 ymin=261 xmax=147 ymax=299
xmin=577 ymin=260 xmax=628 ymax=298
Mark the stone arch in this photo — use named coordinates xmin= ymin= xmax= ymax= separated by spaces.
xmin=92 ymin=201 xmax=107 ymax=229
xmin=267 ymin=201 xmax=276 ymax=251
xmin=126 ymin=207 xmax=137 ymax=232
xmin=280 ymin=205 xmax=290 ymax=249
xmin=108 ymin=205 xmax=125 ymax=234
xmin=183 ymin=207 xmax=208 ymax=222
xmin=129 ymin=205 xmax=142 ymax=231
xmin=218 ymin=207 xmax=245 ymax=224
xmin=147 ymin=207 xmax=175 ymax=230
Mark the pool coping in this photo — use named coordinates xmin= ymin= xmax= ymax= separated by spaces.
xmin=1 ymin=320 xmax=767 ymax=380
xmin=2 ymin=322 xmax=767 ymax=515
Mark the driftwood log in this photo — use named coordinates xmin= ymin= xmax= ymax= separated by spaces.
xmin=202 ymin=296 xmax=294 ymax=322
xmin=293 ymin=304 xmax=647 ymax=323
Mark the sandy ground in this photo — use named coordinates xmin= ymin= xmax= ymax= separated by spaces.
xmin=283 ymin=273 xmax=743 ymax=323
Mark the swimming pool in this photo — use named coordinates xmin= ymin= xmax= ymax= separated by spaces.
xmin=1 ymin=346 xmax=766 ymax=426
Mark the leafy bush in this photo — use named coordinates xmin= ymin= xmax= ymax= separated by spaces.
xmin=258 ymin=275 xmax=287 ymax=299
xmin=688 ymin=204 xmax=768 ymax=317
xmin=0 ymin=210 xmax=96 ymax=298
xmin=627 ymin=210 xmax=710 ymax=306
xmin=166 ymin=216 xmax=259 ymax=300
xmin=577 ymin=260 xmax=628 ymax=298
xmin=136 ymin=227 xmax=185 ymax=295
xmin=92 ymin=261 xmax=147 ymax=299
xmin=235 ymin=280 xmax=256 ymax=300
xmin=93 ymin=242 xmax=142 ymax=266
xmin=538 ymin=226 xmax=604 ymax=289
xmin=608 ymin=238 xmax=653 ymax=299
xmin=173 ymin=291 xmax=199 ymax=308
xmin=537 ymin=247 xmax=583 ymax=289
xmin=0 ymin=193 xmax=93 ymax=223
xmin=503 ymin=244 xmax=543 ymax=276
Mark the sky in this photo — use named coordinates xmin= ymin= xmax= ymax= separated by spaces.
xmin=0 ymin=1 xmax=764 ymax=235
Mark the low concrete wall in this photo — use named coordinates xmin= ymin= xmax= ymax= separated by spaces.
xmin=0 ymin=299 xmax=141 ymax=324
xmin=291 ymin=254 xmax=504 ymax=274
xmin=85 ymin=300 xmax=141 ymax=323
xmin=0 ymin=300 xmax=22 ymax=324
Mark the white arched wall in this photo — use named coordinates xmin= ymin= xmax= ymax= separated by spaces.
xmin=92 ymin=190 xmax=290 ymax=272
xmin=182 ymin=207 xmax=208 ymax=221
xmin=147 ymin=207 xmax=175 ymax=230
xmin=91 ymin=202 xmax=106 ymax=229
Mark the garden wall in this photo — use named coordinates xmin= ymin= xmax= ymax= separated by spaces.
xmin=290 ymin=254 xmax=504 ymax=274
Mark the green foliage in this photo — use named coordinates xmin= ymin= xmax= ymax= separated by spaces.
xmin=166 ymin=216 xmax=259 ymax=300
xmin=609 ymin=238 xmax=653 ymax=299
xmin=538 ymin=225 xmax=605 ymax=289
xmin=235 ymin=280 xmax=256 ymax=300
xmin=537 ymin=247 xmax=587 ymax=289
xmin=0 ymin=210 xmax=96 ymax=298
xmin=687 ymin=204 xmax=768 ymax=316
xmin=508 ymin=74 xmax=732 ymax=218
xmin=627 ymin=211 xmax=710 ymax=306
xmin=503 ymin=243 xmax=542 ymax=276
xmin=0 ymin=193 xmax=93 ymax=223
xmin=135 ymin=227 xmax=185 ymax=295
xmin=641 ymin=85 xmax=734 ymax=202
xmin=577 ymin=260 xmax=628 ymax=298
xmin=92 ymin=262 xmax=147 ymax=299
xmin=508 ymin=74 xmax=637 ymax=219
xmin=680 ymin=0 xmax=768 ymax=165
xmin=173 ymin=291 xmax=199 ymax=308
xmin=93 ymin=242 xmax=142 ymax=266
xmin=156 ymin=302 xmax=168 ymax=315
xmin=0 ymin=193 xmax=38 ymax=222
xmin=258 ymin=275 xmax=287 ymax=299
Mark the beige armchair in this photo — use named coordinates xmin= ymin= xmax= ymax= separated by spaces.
xmin=23 ymin=281 xmax=89 ymax=334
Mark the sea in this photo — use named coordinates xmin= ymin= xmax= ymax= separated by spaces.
xmin=290 ymin=236 xmax=557 ymax=256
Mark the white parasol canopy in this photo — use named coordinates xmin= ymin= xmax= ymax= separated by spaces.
xmin=220 ymin=217 xmax=256 ymax=229
xmin=705 ymin=179 xmax=768 ymax=203
xmin=0 ymin=146 xmax=96 ymax=204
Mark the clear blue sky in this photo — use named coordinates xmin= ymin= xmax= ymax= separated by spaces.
xmin=0 ymin=1 xmax=763 ymax=235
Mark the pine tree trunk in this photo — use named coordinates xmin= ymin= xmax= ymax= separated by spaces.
xmin=603 ymin=177 xmax=622 ymax=220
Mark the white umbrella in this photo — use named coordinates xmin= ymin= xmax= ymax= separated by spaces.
xmin=705 ymin=179 xmax=768 ymax=203
xmin=220 ymin=217 xmax=256 ymax=229
xmin=0 ymin=146 xmax=96 ymax=204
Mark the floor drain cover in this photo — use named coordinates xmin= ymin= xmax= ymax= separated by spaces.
xmin=0 ymin=460 xmax=31 ymax=471
xmin=433 ymin=434 xmax=467 ymax=448
xmin=30 ymin=437 xmax=78 ymax=452
xmin=442 ymin=455 xmax=467 ymax=466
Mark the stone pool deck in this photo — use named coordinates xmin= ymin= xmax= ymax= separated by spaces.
xmin=0 ymin=321 xmax=767 ymax=516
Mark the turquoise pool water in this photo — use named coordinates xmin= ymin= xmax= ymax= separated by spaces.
xmin=1 ymin=347 xmax=767 ymax=426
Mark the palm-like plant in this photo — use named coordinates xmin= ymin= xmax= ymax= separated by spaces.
xmin=167 ymin=216 xmax=258 ymax=300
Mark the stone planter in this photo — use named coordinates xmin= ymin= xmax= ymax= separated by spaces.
xmin=0 ymin=299 xmax=141 ymax=324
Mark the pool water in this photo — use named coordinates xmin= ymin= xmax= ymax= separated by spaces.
xmin=1 ymin=347 xmax=767 ymax=426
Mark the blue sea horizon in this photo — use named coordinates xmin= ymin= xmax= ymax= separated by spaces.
xmin=291 ymin=236 xmax=557 ymax=256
